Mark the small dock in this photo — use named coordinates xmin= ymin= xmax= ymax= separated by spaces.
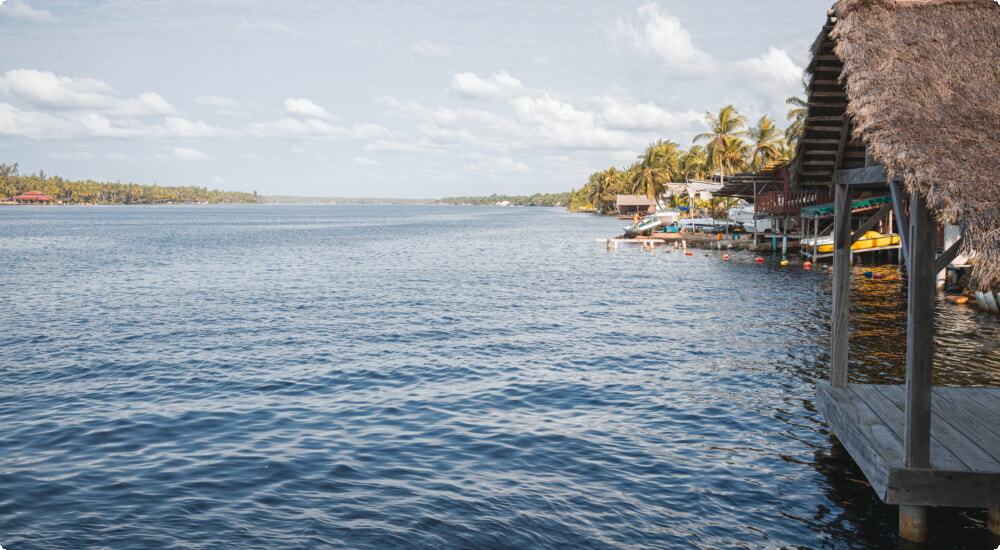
xmin=817 ymin=384 xmax=1000 ymax=508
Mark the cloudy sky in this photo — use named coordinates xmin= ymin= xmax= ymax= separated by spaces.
xmin=0 ymin=0 xmax=835 ymax=198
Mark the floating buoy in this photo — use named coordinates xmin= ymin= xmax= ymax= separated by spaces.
xmin=872 ymin=273 xmax=885 ymax=279
xmin=945 ymin=295 xmax=969 ymax=305
xmin=722 ymin=254 xmax=730 ymax=260
xmin=780 ymin=260 xmax=789 ymax=266
xmin=863 ymin=271 xmax=874 ymax=278
xmin=685 ymin=251 xmax=693 ymax=256
xmin=803 ymin=261 xmax=812 ymax=268
xmin=755 ymin=257 xmax=765 ymax=263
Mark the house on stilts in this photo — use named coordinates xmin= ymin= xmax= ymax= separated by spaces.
xmin=795 ymin=0 xmax=1000 ymax=542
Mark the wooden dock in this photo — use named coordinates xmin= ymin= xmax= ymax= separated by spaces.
xmin=817 ymin=383 xmax=1000 ymax=508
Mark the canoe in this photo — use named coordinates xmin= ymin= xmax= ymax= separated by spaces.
xmin=816 ymin=231 xmax=899 ymax=254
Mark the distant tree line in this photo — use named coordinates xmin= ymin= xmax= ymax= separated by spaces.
xmin=567 ymin=87 xmax=807 ymax=214
xmin=437 ymin=192 xmax=571 ymax=206
xmin=0 ymin=163 xmax=260 ymax=204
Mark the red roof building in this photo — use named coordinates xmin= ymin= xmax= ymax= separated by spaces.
xmin=10 ymin=191 xmax=57 ymax=204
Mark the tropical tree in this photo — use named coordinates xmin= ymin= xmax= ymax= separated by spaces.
xmin=678 ymin=145 xmax=709 ymax=182
xmin=716 ymin=136 xmax=750 ymax=178
xmin=785 ymin=79 xmax=808 ymax=150
xmin=743 ymin=115 xmax=787 ymax=172
xmin=629 ymin=140 xmax=681 ymax=202
xmin=693 ymin=104 xmax=748 ymax=181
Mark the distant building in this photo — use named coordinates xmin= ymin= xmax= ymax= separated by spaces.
xmin=9 ymin=191 xmax=58 ymax=204
xmin=614 ymin=195 xmax=655 ymax=219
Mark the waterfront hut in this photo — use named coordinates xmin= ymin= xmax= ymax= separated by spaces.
xmin=796 ymin=0 xmax=1000 ymax=542
xmin=614 ymin=195 xmax=656 ymax=219
xmin=10 ymin=191 xmax=57 ymax=204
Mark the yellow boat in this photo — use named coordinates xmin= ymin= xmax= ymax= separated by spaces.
xmin=816 ymin=231 xmax=899 ymax=253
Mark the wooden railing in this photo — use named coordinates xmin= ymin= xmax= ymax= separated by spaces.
xmin=756 ymin=191 xmax=832 ymax=215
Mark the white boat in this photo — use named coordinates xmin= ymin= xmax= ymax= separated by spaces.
xmin=676 ymin=215 xmax=740 ymax=233
xmin=654 ymin=209 xmax=681 ymax=225
xmin=624 ymin=214 xmax=663 ymax=235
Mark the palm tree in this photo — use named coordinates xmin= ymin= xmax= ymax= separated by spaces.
xmin=785 ymin=79 xmax=808 ymax=150
xmin=743 ymin=115 xmax=787 ymax=172
xmin=679 ymin=145 xmax=709 ymax=182
xmin=693 ymin=104 xmax=748 ymax=181
xmin=716 ymin=136 xmax=749 ymax=178
xmin=629 ymin=140 xmax=681 ymax=203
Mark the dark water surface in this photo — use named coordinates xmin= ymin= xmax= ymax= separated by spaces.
xmin=2 ymin=205 xmax=998 ymax=549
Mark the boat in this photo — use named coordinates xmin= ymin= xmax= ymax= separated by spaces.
xmin=676 ymin=215 xmax=741 ymax=233
xmin=623 ymin=214 xmax=663 ymax=236
xmin=814 ymin=231 xmax=900 ymax=254
xmin=654 ymin=209 xmax=682 ymax=225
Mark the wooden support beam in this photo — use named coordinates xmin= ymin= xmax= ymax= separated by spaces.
xmin=850 ymin=203 xmax=892 ymax=245
xmin=836 ymin=165 xmax=887 ymax=187
xmin=935 ymin=236 xmax=965 ymax=274
xmin=905 ymin=190 xmax=935 ymax=470
xmin=889 ymin=180 xmax=910 ymax=264
xmin=831 ymin=183 xmax=852 ymax=388
xmin=900 ymin=505 xmax=927 ymax=543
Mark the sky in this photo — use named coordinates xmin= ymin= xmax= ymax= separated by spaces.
xmin=0 ymin=0 xmax=836 ymax=198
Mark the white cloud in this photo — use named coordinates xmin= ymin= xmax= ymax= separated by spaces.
xmin=0 ymin=0 xmax=54 ymax=22
xmin=0 ymin=102 xmax=75 ymax=138
xmin=155 ymin=117 xmax=232 ymax=138
xmin=196 ymin=95 xmax=249 ymax=117
xmin=411 ymin=40 xmax=450 ymax=57
xmin=450 ymin=71 xmax=525 ymax=100
xmin=284 ymin=97 xmax=332 ymax=119
xmin=0 ymin=69 xmax=175 ymax=115
xmin=172 ymin=147 xmax=207 ymax=161
xmin=616 ymin=3 xmax=716 ymax=78
xmin=732 ymin=47 xmax=802 ymax=99
xmin=354 ymin=157 xmax=379 ymax=166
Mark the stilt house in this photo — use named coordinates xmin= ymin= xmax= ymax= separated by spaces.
xmin=795 ymin=0 xmax=1000 ymax=542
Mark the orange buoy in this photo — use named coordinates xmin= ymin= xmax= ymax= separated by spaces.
xmin=722 ymin=254 xmax=730 ymax=260
xmin=685 ymin=251 xmax=693 ymax=256
xmin=803 ymin=261 xmax=812 ymax=268
xmin=755 ymin=257 xmax=765 ymax=263
xmin=945 ymin=295 xmax=969 ymax=305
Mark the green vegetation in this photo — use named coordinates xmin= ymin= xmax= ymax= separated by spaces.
xmin=437 ymin=192 xmax=571 ymax=207
xmin=0 ymin=163 xmax=259 ymax=204
xmin=568 ymin=85 xmax=807 ymax=215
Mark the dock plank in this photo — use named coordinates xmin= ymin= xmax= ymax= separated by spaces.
xmin=816 ymin=383 xmax=897 ymax=498
xmin=816 ymin=383 xmax=1000 ymax=508
xmin=934 ymin=387 xmax=1000 ymax=464
xmin=870 ymin=385 xmax=975 ymax=472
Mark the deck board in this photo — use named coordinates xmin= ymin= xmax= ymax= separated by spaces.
xmin=816 ymin=382 xmax=1000 ymax=508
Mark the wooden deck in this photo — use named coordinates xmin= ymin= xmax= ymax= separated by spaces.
xmin=816 ymin=383 xmax=1000 ymax=508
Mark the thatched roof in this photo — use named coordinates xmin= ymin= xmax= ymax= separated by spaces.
xmin=829 ymin=0 xmax=1000 ymax=286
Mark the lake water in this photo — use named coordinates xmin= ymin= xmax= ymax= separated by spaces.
xmin=2 ymin=205 xmax=998 ymax=549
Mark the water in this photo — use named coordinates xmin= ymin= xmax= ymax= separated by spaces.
xmin=1 ymin=205 xmax=998 ymax=549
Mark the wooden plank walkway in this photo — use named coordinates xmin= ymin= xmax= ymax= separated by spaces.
xmin=816 ymin=382 xmax=1000 ymax=508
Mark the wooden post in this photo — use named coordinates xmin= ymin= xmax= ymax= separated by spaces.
xmin=900 ymin=190 xmax=935 ymax=544
xmin=900 ymin=505 xmax=927 ymax=543
xmin=989 ymin=508 xmax=999 ymax=535
xmin=905 ymin=190 xmax=934 ymax=469
xmin=831 ymin=183 xmax=851 ymax=388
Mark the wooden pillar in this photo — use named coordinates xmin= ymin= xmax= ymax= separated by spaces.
xmin=900 ymin=505 xmax=927 ymax=543
xmin=989 ymin=508 xmax=999 ymax=535
xmin=900 ymin=190 xmax=935 ymax=544
xmin=831 ymin=183 xmax=851 ymax=388
xmin=905 ymin=190 xmax=934 ymax=469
